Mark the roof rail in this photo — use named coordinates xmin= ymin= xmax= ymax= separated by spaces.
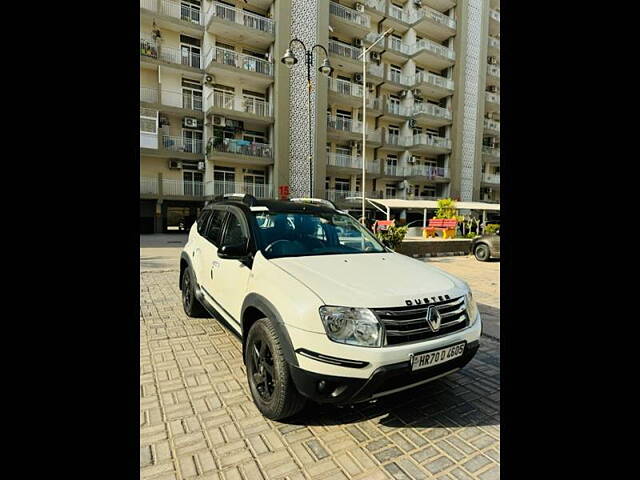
xmin=212 ymin=193 xmax=257 ymax=207
xmin=289 ymin=197 xmax=338 ymax=210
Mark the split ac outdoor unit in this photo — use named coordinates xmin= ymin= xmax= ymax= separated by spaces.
xmin=412 ymin=89 xmax=422 ymax=97
xmin=204 ymin=74 xmax=214 ymax=86
xmin=414 ymin=0 xmax=423 ymax=7
xmin=488 ymin=56 xmax=497 ymax=64
xmin=183 ymin=117 xmax=198 ymax=128
xmin=353 ymin=38 xmax=364 ymax=48
xmin=370 ymin=51 xmax=381 ymax=62
xmin=353 ymin=73 xmax=364 ymax=84
xmin=213 ymin=115 xmax=226 ymax=126
xmin=399 ymin=90 xmax=409 ymax=99
xmin=197 ymin=161 xmax=205 ymax=171
xmin=397 ymin=180 xmax=409 ymax=190
xmin=408 ymin=156 xmax=417 ymax=163
xmin=408 ymin=119 xmax=417 ymax=128
xmin=488 ymin=85 xmax=498 ymax=93
xmin=169 ymin=159 xmax=182 ymax=170
xmin=355 ymin=3 xmax=365 ymax=12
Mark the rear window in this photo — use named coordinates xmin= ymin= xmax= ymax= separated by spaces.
xmin=196 ymin=210 xmax=211 ymax=235
xmin=205 ymin=210 xmax=227 ymax=246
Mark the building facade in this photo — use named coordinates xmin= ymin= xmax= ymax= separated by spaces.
xmin=139 ymin=0 xmax=499 ymax=232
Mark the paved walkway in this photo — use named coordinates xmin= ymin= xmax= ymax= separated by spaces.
xmin=140 ymin=239 xmax=500 ymax=479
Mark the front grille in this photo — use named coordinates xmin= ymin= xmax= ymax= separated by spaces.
xmin=372 ymin=296 xmax=469 ymax=346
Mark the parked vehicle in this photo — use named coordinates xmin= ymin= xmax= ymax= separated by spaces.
xmin=471 ymin=231 xmax=500 ymax=261
xmin=179 ymin=194 xmax=482 ymax=420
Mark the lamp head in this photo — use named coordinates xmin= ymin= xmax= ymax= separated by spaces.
xmin=318 ymin=58 xmax=333 ymax=76
xmin=281 ymin=48 xmax=298 ymax=67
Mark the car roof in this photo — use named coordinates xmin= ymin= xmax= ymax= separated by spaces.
xmin=206 ymin=198 xmax=338 ymax=215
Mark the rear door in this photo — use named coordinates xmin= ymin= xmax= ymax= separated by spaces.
xmin=198 ymin=208 xmax=228 ymax=294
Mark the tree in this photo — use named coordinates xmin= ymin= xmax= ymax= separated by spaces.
xmin=435 ymin=198 xmax=458 ymax=219
xmin=376 ymin=225 xmax=408 ymax=250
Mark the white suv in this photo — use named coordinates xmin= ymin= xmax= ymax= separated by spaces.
xmin=180 ymin=195 xmax=482 ymax=420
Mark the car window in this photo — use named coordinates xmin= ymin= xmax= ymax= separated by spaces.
xmin=221 ymin=212 xmax=248 ymax=247
xmin=196 ymin=210 xmax=211 ymax=236
xmin=205 ymin=209 xmax=227 ymax=246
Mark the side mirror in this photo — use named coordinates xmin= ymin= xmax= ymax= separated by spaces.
xmin=218 ymin=243 xmax=249 ymax=259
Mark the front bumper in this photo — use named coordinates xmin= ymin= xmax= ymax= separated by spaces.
xmin=289 ymin=340 xmax=479 ymax=405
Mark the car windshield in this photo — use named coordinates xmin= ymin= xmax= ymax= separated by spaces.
xmin=254 ymin=211 xmax=386 ymax=259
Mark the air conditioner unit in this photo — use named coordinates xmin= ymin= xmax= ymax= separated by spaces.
xmin=353 ymin=73 xmax=364 ymax=84
xmin=204 ymin=74 xmax=215 ymax=86
xmin=396 ymin=180 xmax=409 ymax=190
xmin=168 ymin=159 xmax=182 ymax=170
xmin=366 ymin=82 xmax=375 ymax=91
xmin=183 ymin=117 xmax=199 ymax=128
xmin=412 ymin=89 xmax=422 ymax=97
xmin=213 ymin=115 xmax=226 ymax=126
xmin=488 ymin=85 xmax=498 ymax=93
xmin=370 ymin=51 xmax=381 ymax=62
xmin=414 ymin=0 xmax=423 ymax=7
xmin=488 ymin=56 xmax=497 ymax=65
xmin=408 ymin=119 xmax=417 ymax=128
xmin=197 ymin=161 xmax=205 ymax=171
xmin=353 ymin=38 xmax=364 ymax=48
xmin=355 ymin=2 xmax=365 ymax=12
xmin=399 ymin=90 xmax=409 ymax=99
xmin=408 ymin=155 xmax=417 ymax=163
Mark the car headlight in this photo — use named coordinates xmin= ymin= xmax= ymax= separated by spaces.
xmin=465 ymin=290 xmax=479 ymax=325
xmin=319 ymin=306 xmax=383 ymax=347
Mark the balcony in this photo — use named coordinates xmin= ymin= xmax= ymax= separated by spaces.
xmin=412 ymin=103 xmax=452 ymax=127
xmin=410 ymin=38 xmax=455 ymax=69
xmin=482 ymin=146 xmax=500 ymax=164
xmin=383 ymin=164 xmax=412 ymax=177
xmin=487 ymin=64 xmax=500 ymax=79
xmin=161 ymin=135 xmax=203 ymax=155
xmin=410 ymin=5 xmax=456 ymax=41
xmin=485 ymin=91 xmax=500 ymax=113
xmin=140 ymin=176 xmax=159 ymax=196
xmin=482 ymin=173 xmax=500 ymax=185
xmin=408 ymin=164 xmax=449 ymax=180
xmin=412 ymin=71 xmax=454 ymax=99
xmin=488 ymin=36 xmax=500 ymax=56
xmin=329 ymin=2 xmax=371 ymax=35
xmin=386 ymin=3 xmax=412 ymax=31
xmin=386 ymin=67 xmax=412 ymax=89
xmin=205 ymin=181 xmax=273 ymax=198
xmin=140 ymin=38 xmax=202 ymax=71
xmin=381 ymin=131 xmax=406 ymax=150
xmin=325 ymin=189 xmax=362 ymax=203
xmin=328 ymin=40 xmax=361 ymax=73
xmin=484 ymin=118 xmax=500 ymax=135
xmin=381 ymin=100 xmax=412 ymax=120
xmin=204 ymin=47 xmax=274 ymax=88
xmin=407 ymin=133 xmax=452 ymax=154
xmin=490 ymin=9 xmax=500 ymax=22
xmin=140 ymin=0 xmax=204 ymax=34
xmin=208 ymin=139 xmax=273 ymax=165
xmin=140 ymin=176 xmax=206 ymax=198
xmin=140 ymin=87 xmax=204 ymax=115
xmin=206 ymin=91 xmax=273 ymax=124
xmin=205 ymin=2 xmax=274 ymax=49
xmin=367 ymin=62 xmax=384 ymax=79
xmin=385 ymin=37 xmax=412 ymax=63
xmin=363 ymin=0 xmax=386 ymax=14
xmin=328 ymin=77 xmax=364 ymax=107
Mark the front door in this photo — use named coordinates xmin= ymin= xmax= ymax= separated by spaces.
xmin=197 ymin=208 xmax=227 ymax=297
xmin=211 ymin=210 xmax=252 ymax=322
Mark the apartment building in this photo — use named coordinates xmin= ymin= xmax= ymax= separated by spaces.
xmin=139 ymin=0 xmax=500 ymax=231
xmin=480 ymin=0 xmax=500 ymax=203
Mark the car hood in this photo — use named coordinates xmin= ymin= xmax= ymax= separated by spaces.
xmin=270 ymin=253 xmax=467 ymax=308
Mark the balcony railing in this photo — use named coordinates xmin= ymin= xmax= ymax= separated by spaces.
xmin=487 ymin=64 xmax=500 ymax=78
xmin=410 ymin=38 xmax=455 ymax=60
xmin=482 ymin=173 xmax=500 ymax=184
xmin=410 ymin=165 xmax=449 ymax=178
xmin=161 ymin=135 xmax=203 ymax=154
xmin=163 ymin=179 xmax=205 ymax=197
xmin=410 ymin=6 xmax=456 ymax=29
xmin=368 ymin=62 xmax=384 ymax=77
xmin=384 ymin=131 xmax=402 ymax=146
xmin=327 ymin=116 xmax=361 ymax=133
xmin=208 ymin=91 xmax=272 ymax=117
xmin=485 ymin=91 xmax=500 ymax=104
xmin=384 ymin=165 xmax=412 ymax=176
xmin=140 ymin=176 xmax=159 ymax=195
xmin=140 ymin=87 xmax=203 ymax=111
xmin=489 ymin=36 xmax=500 ymax=50
xmin=328 ymin=77 xmax=364 ymax=98
xmin=482 ymin=146 xmax=500 ymax=158
xmin=387 ymin=68 xmax=411 ymax=86
xmin=413 ymin=103 xmax=452 ymax=120
xmin=209 ymin=138 xmax=273 ymax=159
xmin=363 ymin=0 xmax=385 ymax=13
xmin=206 ymin=1 xmax=275 ymax=34
xmin=328 ymin=40 xmax=361 ymax=60
xmin=140 ymin=38 xmax=202 ymax=69
xmin=205 ymin=181 xmax=273 ymax=198
xmin=490 ymin=9 xmax=500 ymax=22
xmin=410 ymin=133 xmax=452 ymax=149
xmin=413 ymin=71 xmax=454 ymax=90
xmin=327 ymin=152 xmax=362 ymax=169
xmin=484 ymin=118 xmax=500 ymax=132
xmin=140 ymin=0 xmax=204 ymax=26
xmin=204 ymin=46 xmax=273 ymax=76
xmin=385 ymin=101 xmax=411 ymax=117
xmin=388 ymin=4 xmax=411 ymax=23
xmin=330 ymin=2 xmax=370 ymax=27
xmin=366 ymin=159 xmax=381 ymax=173
xmin=387 ymin=36 xmax=412 ymax=55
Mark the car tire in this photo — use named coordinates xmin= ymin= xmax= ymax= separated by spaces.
xmin=474 ymin=244 xmax=491 ymax=262
xmin=245 ymin=318 xmax=306 ymax=420
xmin=181 ymin=267 xmax=207 ymax=317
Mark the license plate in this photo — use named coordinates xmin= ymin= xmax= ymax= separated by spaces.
xmin=411 ymin=342 xmax=466 ymax=371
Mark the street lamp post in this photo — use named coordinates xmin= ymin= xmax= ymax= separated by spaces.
xmin=357 ymin=28 xmax=393 ymax=224
xmin=281 ymin=40 xmax=333 ymax=198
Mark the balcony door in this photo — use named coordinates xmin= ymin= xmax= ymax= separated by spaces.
xmin=243 ymin=170 xmax=266 ymax=197
xmin=183 ymin=170 xmax=203 ymax=196
xmin=336 ymin=110 xmax=352 ymax=132
xmin=180 ymin=35 xmax=201 ymax=68
xmin=180 ymin=0 xmax=201 ymax=24
xmin=182 ymin=78 xmax=202 ymax=111
xmin=213 ymin=167 xmax=236 ymax=195
xmin=182 ymin=129 xmax=202 ymax=153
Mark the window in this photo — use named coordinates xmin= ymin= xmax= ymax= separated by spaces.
xmin=335 ymin=178 xmax=350 ymax=192
xmin=182 ymin=78 xmax=202 ymax=111
xmin=180 ymin=35 xmax=201 ymax=68
xmin=221 ymin=213 xmax=248 ymax=247
xmin=197 ymin=209 xmax=211 ymax=235
xmin=206 ymin=210 xmax=227 ymax=245
xmin=243 ymin=130 xmax=266 ymax=144
xmin=213 ymin=167 xmax=236 ymax=195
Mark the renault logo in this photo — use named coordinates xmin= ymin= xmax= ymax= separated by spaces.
xmin=426 ymin=306 xmax=442 ymax=332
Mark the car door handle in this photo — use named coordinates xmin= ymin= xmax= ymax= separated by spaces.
xmin=212 ymin=261 xmax=220 ymax=269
